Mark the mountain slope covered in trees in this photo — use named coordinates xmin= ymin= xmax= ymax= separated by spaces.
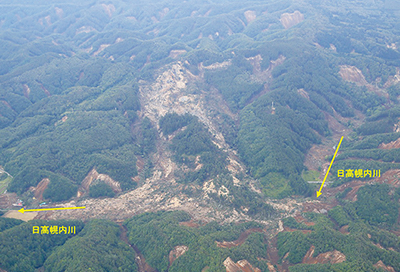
xmin=1 ymin=0 xmax=400 ymax=270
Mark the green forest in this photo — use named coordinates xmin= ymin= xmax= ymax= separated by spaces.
xmin=125 ymin=211 xmax=269 ymax=272
xmin=43 ymin=220 xmax=137 ymax=272
xmin=0 ymin=218 xmax=84 ymax=272
xmin=1 ymin=0 xmax=400 ymax=271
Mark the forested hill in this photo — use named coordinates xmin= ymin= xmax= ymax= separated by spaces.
xmin=0 ymin=0 xmax=399 ymax=220
xmin=2 ymin=0 xmax=400 ymax=272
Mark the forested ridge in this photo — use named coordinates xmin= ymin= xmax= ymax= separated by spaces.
xmin=1 ymin=0 xmax=400 ymax=271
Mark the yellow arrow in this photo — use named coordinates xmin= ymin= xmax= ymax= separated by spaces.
xmin=316 ymin=136 xmax=343 ymax=198
xmin=18 ymin=206 xmax=86 ymax=214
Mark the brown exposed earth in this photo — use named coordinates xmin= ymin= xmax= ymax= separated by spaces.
xmin=300 ymin=177 xmax=376 ymax=211
xmin=303 ymin=141 xmax=333 ymax=175
xmin=372 ymin=169 xmax=400 ymax=187
xmin=179 ymin=220 xmax=200 ymax=228
xmin=266 ymin=262 xmax=277 ymax=272
xmin=282 ymin=216 xmax=313 ymax=234
xmin=247 ymin=54 xmax=285 ymax=84
xmin=339 ymin=65 xmax=389 ymax=98
xmin=40 ymin=83 xmax=51 ymax=96
xmin=1 ymin=100 xmax=12 ymax=109
xmin=339 ymin=65 xmax=368 ymax=85
xmin=294 ymin=215 xmax=315 ymax=226
xmin=76 ymin=26 xmax=97 ymax=35
xmin=304 ymin=108 xmax=365 ymax=176
xmin=77 ymin=168 xmax=122 ymax=198
xmin=339 ymin=225 xmax=350 ymax=235
xmin=302 ymin=200 xmax=337 ymax=214
xmin=342 ymin=182 xmax=364 ymax=202
xmin=169 ymin=50 xmax=187 ymax=59
xmin=101 ymin=3 xmax=115 ymax=18
xmin=283 ymin=226 xmax=312 ymax=235
xmin=302 ymin=245 xmax=346 ymax=264
xmin=244 ymin=10 xmax=256 ymax=24
xmin=266 ymin=237 xmax=279 ymax=267
xmin=384 ymin=68 xmax=400 ymax=88
xmin=216 ymin=228 xmax=263 ymax=248
xmin=373 ymin=260 xmax=395 ymax=272
xmin=22 ymin=84 xmax=31 ymax=98
xmin=371 ymin=241 xmax=385 ymax=250
xmin=310 ymin=179 xmax=364 ymax=202
xmin=169 ymin=245 xmax=188 ymax=266
xmin=245 ymin=55 xmax=285 ymax=107
xmin=54 ymin=7 xmax=63 ymax=18
xmin=223 ymin=257 xmax=261 ymax=272
xmin=280 ymin=11 xmax=304 ymax=29
xmin=93 ymin=44 xmax=111 ymax=56
xmin=297 ymin=89 xmax=309 ymax=100
xmin=294 ymin=166 xmax=400 ymax=227
xmin=394 ymin=118 xmax=400 ymax=133
xmin=379 ymin=138 xmax=400 ymax=149
xmin=33 ymin=178 xmax=50 ymax=201
xmin=3 ymin=58 xmax=397 ymax=272
xmin=158 ymin=7 xmax=169 ymax=20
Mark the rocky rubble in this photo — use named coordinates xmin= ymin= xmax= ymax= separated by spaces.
xmin=34 ymin=60 xmax=281 ymax=226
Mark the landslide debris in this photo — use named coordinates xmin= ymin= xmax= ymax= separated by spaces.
xmin=139 ymin=61 xmax=246 ymax=185
xmin=379 ymin=137 xmax=400 ymax=149
xmin=339 ymin=65 xmax=388 ymax=97
xmin=169 ymin=245 xmax=188 ymax=266
xmin=302 ymin=245 xmax=346 ymax=264
xmin=280 ymin=11 xmax=304 ymax=29
xmin=244 ymin=10 xmax=256 ymax=24
xmin=32 ymin=61 xmax=277 ymax=225
xmin=78 ymin=168 xmax=122 ymax=198
xmin=374 ymin=260 xmax=395 ymax=272
xmin=223 ymin=257 xmax=261 ymax=272
xmin=33 ymin=178 xmax=50 ymax=201
xmin=339 ymin=65 xmax=368 ymax=86
xmin=216 ymin=228 xmax=263 ymax=248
